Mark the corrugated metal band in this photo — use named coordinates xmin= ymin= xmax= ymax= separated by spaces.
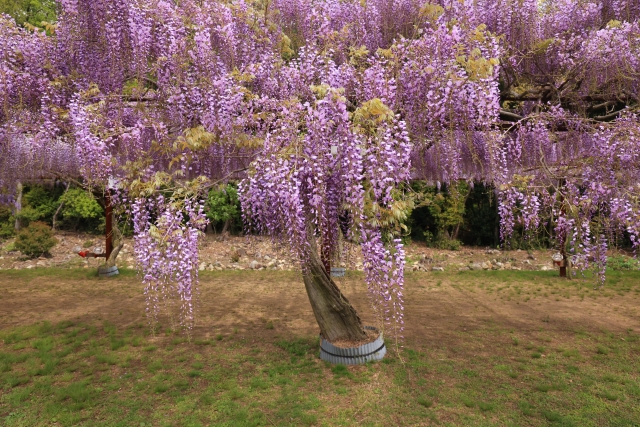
xmin=320 ymin=343 xmax=385 ymax=359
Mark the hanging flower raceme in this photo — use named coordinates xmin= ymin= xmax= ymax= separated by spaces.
xmin=69 ymin=95 xmax=113 ymax=185
xmin=132 ymin=195 xmax=207 ymax=329
xmin=398 ymin=18 xmax=502 ymax=184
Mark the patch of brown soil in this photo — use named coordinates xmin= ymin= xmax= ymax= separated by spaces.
xmin=0 ymin=270 xmax=638 ymax=352
xmin=325 ymin=327 xmax=380 ymax=349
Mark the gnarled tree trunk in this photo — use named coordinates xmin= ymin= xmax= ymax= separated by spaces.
xmin=302 ymin=237 xmax=367 ymax=343
xmin=104 ymin=225 xmax=124 ymax=268
xmin=104 ymin=193 xmax=124 ymax=268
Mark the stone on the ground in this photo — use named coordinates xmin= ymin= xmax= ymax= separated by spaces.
xmin=470 ymin=262 xmax=483 ymax=271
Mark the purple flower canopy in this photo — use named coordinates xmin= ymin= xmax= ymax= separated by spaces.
xmin=1 ymin=0 xmax=639 ymax=328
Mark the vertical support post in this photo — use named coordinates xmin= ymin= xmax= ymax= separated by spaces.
xmin=105 ymin=191 xmax=113 ymax=261
xmin=559 ymin=261 xmax=567 ymax=277
xmin=558 ymin=179 xmax=567 ymax=278
xmin=14 ymin=181 xmax=23 ymax=231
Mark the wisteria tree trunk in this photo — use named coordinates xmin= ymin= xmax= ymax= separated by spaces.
xmin=105 ymin=226 xmax=124 ymax=268
xmin=302 ymin=236 xmax=368 ymax=343
xmin=101 ymin=195 xmax=124 ymax=268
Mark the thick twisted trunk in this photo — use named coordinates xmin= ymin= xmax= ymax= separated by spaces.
xmin=301 ymin=242 xmax=367 ymax=343
xmin=104 ymin=193 xmax=124 ymax=268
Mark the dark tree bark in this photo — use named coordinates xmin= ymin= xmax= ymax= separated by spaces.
xmin=14 ymin=181 xmax=22 ymax=231
xmin=221 ymin=218 xmax=231 ymax=234
xmin=301 ymin=236 xmax=367 ymax=343
xmin=104 ymin=219 xmax=124 ymax=268
xmin=52 ymin=182 xmax=70 ymax=231
xmin=104 ymin=193 xmax=123 ymax=268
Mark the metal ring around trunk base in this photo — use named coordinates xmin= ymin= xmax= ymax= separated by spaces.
xmin=319 ymin=326 xmax=386 ymax=365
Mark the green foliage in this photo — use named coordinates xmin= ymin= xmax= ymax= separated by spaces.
xmin=423 ymin=231 xmax=462 ymax=250
xmin=0 ymin=0 xmax=57 ymax=29
xmin=14 ymin=221 xmax=57 ymax=258
xmin=0 ymin=205 xmax=15 ymax=239
xmin=58 ymin=188 xmax=104 ymax=233
xmin=1 ymin=185 xmax=108 ymax=234
xmin=205 ymin=184 xmax=241 ymax=233
xmin=460 ymin=182 xmax=500 ymax=247
xmin=17 ymin=186 xmax=59 ymax=225
xmin=410 ymin=181 xmax=469 ymax=249
xmin=3 ymin=242 xmax=17 ymax=252
xmin=410 ymin=181 xmax=553 ymax=249
xmin=607 ymin=255 xmax=640 ymax=271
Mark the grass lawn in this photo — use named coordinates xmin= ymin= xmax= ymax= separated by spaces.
xmin=1 ymin=268 xmax=639 ymax=426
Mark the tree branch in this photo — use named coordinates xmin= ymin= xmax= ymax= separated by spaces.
xmin=52 ymin=181 xmax=70 ymax=231
xmin=499 ymin=109 xmax=525 ymax=122
xmin=594 ymin=110 xmax=625 ymax=122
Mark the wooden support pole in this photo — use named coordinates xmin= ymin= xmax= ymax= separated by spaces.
xmin=105 ymin=191 xmax=113 ymax=261
xmin=558 ymin=180 xmax=567 ymax=278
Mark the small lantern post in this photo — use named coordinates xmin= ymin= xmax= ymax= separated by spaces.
xmin=552 ymin=252 xmax=566 ymax=277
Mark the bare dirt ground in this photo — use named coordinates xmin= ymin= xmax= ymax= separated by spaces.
xmin=1 ymin=268 xmax=638 ymax=350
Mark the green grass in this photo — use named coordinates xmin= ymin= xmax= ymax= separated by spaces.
xmin=1 ymin=268 xmax=640 ymax=426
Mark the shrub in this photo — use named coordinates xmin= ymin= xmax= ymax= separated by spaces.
xmin=0 ymin=205 xmax=15 ymax=239
xmin=14 ymin=221 xmax=58 ymax=258
xmin=59 ymin=188 xmax=104 ymax=233
xmin=607 ymin=255 xmax=640 ymax=271
xmin=436 ymin=238 xmax=462 ymax=251
xmin=423 ymin=231 xmax=462 ymax=251
xmin=205 ymin=184 xmax=241 ymax=233
xmin=17 ymin=186 xmax=59 ymax=225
